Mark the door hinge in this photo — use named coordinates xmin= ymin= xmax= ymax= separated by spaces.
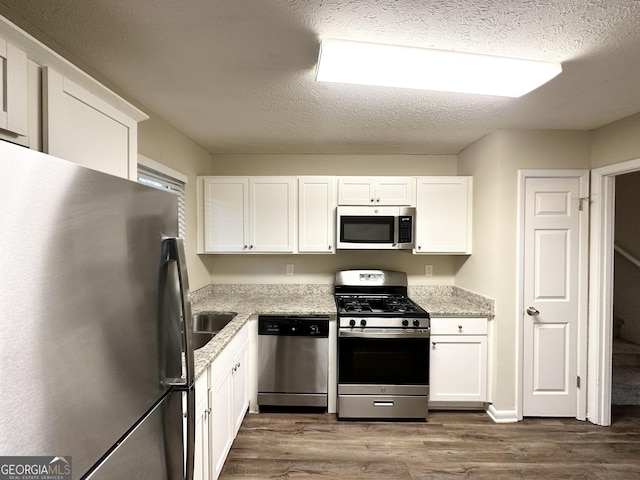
xmin=577 ymin=376 xmax=581 ymax=388
xmin=578 ymin=197 xmax=590 ymax=211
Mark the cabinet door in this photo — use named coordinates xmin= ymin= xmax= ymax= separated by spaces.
xmin=43 ymin=67 xmax=139 ymax=179
xmin=231 ymin=341 xmax=249 ymax=436
xmin=250 ymin=177 xmax=296 ymax=252
xmin=209 ymin=369 xmax=233 ymax=480
xmin=194 ymin=373 xmax=209 ymax=480
xmin=298 ymin=176 xmax=336 ymax=253
xmin=0 ymin=39 xmax=28 ymax=136
xmin=374 ymin=177 xmax=415 ymax=205
xmin=415 ymin=177 xmax=472 ymax=254
xmin=430 ymin=335 xmax=487 ymax=402
xmin=203 ymin=177 xmax=250 ymax=252
xmin=337 ymin=177 xmax=375 ymax=205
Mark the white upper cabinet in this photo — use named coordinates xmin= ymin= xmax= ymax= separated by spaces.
xmin=202 ymin=177 xmax=250 ymax=253
xmin=0 ymin=38 xmax=28 ymax=137
xmin=1 ymin=18 xmax=147 ymax=178
xmin=414 ymin=176 xmax=473 ymax=254
xmin=298 ymin=176 xmax=336 ymax=253
xmin=43 ymin=67 xmax=141 ymax=180
xmin=200 ymin=176 xmax=296 ymax=253
xmin=338 ymin=176 xmax=415 ymax=205
xmin=250 ymin=177 xmax=296 ymax=252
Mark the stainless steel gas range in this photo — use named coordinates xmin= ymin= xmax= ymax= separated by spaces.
xmin=335 ymin=269 xmax=431 ymax=420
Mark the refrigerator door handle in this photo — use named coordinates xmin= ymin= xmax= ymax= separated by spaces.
xmin=162 ymin=237 xmax=195 ymax=480
xmin=163 ymin=237 xmax=195 ymax=388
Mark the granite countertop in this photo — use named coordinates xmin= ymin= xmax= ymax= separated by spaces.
xmin=190 ymin=283 xmax=494 ymax=378
xmin=408 ymin=285 xmax=495 ymax=318
xmin=190 ymin=284 xmax=336 ymax=377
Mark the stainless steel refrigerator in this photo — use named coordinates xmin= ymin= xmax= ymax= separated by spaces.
xmin=0 ymin=141 xmax=195 ymax=480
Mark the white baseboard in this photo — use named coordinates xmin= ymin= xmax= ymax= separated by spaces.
xmin=486 ymin=404 xmax=519 ymax=423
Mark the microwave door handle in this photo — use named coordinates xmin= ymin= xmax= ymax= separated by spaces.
xmin=393 ymin=216 xmax=398 ymax=246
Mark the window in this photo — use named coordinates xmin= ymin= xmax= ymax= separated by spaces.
xmin=137 ymin=156 xmax=187 ymax=239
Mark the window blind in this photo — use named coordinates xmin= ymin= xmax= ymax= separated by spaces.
xmin=137 ymin=164 xmax=186 ymax=239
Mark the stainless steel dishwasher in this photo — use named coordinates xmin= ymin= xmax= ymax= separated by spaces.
xmin=258 ymin=315 xmax=330 ymax=408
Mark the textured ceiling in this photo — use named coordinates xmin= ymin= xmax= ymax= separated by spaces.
xmin=1 ymin=0 xmax=640 ymax=154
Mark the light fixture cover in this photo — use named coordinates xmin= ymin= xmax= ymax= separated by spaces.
xmin=316 ymin=38 xmax=562 ymax=97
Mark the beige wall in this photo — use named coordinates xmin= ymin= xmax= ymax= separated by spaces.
xmin=457 ymin=129 xmax=591 ymax=412
xmin=592 ymin=112 xmax=640 ymax=168
xmin=207 ymin=153 xmax=458 ymax=285
xmin=138 ymin=114 xmax=213 ymax=290
xmin=211 ymin=153 xmax=456 ymax=176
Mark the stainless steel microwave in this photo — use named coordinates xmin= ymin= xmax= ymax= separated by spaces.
xmin=336 ymin=206 xmax=415 ymax=250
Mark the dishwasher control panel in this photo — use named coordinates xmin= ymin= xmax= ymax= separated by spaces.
xmin=258 ymin=315 xmax=329 ymax=337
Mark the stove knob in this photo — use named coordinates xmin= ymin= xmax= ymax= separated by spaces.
xmin=413 ymin=319 xmax=421 ymax=327
xmin=402 ymin=319 xmax=409 ymax=327
xmin=360 ymin=319 xmax=367 ymax=327
xmin=349 ymin=319 xmax=356 ymax=327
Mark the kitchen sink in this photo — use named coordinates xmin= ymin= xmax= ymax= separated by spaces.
xmin=193 ymin=311 xmax=237 ymax=333
xmin=192 ymin=332 xmax=215 ymax=350
xmin=190 ymin=312 xmax=237 ymax=350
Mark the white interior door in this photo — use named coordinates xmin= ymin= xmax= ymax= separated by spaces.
xmin=522 ymin=172 xmax=588 ymax=417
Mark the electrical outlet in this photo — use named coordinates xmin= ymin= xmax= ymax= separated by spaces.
xmin=286 ymin=264 xmax=295 ymax=276
xmin=425 ymin=265 xmax=433 ymax=276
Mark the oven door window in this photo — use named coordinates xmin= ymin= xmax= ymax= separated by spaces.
xmin=338 ymin=336 xmax=429 ymax=385
xmin=340 ymin=216 xmax=394 ymax=244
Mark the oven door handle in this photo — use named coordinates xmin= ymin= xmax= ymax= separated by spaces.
xmin=339 ymin=329 xmax=431 ymax=339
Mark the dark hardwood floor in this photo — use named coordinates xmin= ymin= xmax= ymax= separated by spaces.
xmin=220 ymin=406 xmax=640 ymax=479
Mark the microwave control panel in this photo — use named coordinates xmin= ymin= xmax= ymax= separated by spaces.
xmin=398 ymin=216 xmax=413 ymax=243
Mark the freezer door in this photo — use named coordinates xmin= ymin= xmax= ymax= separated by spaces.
xmin=0 ymin=143 xmax=186 ymax=478
xmin=85 ymin=390 xmax=185 ymax=480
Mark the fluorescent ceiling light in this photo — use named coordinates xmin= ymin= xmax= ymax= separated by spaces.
xmin=316 ymin=38 xmax=562 ymax=97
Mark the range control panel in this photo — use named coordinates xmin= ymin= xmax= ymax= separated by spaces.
xmin=258 ymin=315 xmax=329 ymax=337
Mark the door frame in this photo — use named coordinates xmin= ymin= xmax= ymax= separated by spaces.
xmin=588 ymin=157 xmax=640 ymax=426
xmin=516 ymin=170 xmax=589 ymax=421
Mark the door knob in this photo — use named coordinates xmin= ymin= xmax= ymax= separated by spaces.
xmin=526 ymin=306 xmax=540 ymax=316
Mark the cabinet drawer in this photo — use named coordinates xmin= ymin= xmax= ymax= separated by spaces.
xmin=430 ymin=317 xmax=487 ymax=335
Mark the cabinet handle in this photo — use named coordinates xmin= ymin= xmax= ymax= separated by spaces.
xmin=328 ymin=245 xmax=331 ymax=250
xmin=418 ymin=245 xmax=422 ymax=250
xmin=249 ymin=245 xmax=253 ymax=249
xmin=243 ymin=245 xmax=248 ymax=249
xmin=376 ymin=198 xmax=380 ymax=203
xmin=370 ymin=198 xmax=375 ymax=203
xmin=432 ymin=341 xmax=436 ymax=347
xmin=458 ymin=325 xmax=463 ymax=331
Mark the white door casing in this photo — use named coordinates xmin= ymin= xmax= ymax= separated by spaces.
xmin=519 ymin=171 xmax=588 ymax=419
xmin=588 ymin=157 xmax=640 ymax=426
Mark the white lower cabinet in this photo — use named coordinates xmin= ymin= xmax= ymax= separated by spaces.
xmin=209 ymin=363 xmax=233 ymax=478
xmin=209 ymin=324 xmax=250 ymax=480
xmin=194 ymin=373 xmax=210 ymax=480
xmin=429 ymin=317 xmax=488 ymax=404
